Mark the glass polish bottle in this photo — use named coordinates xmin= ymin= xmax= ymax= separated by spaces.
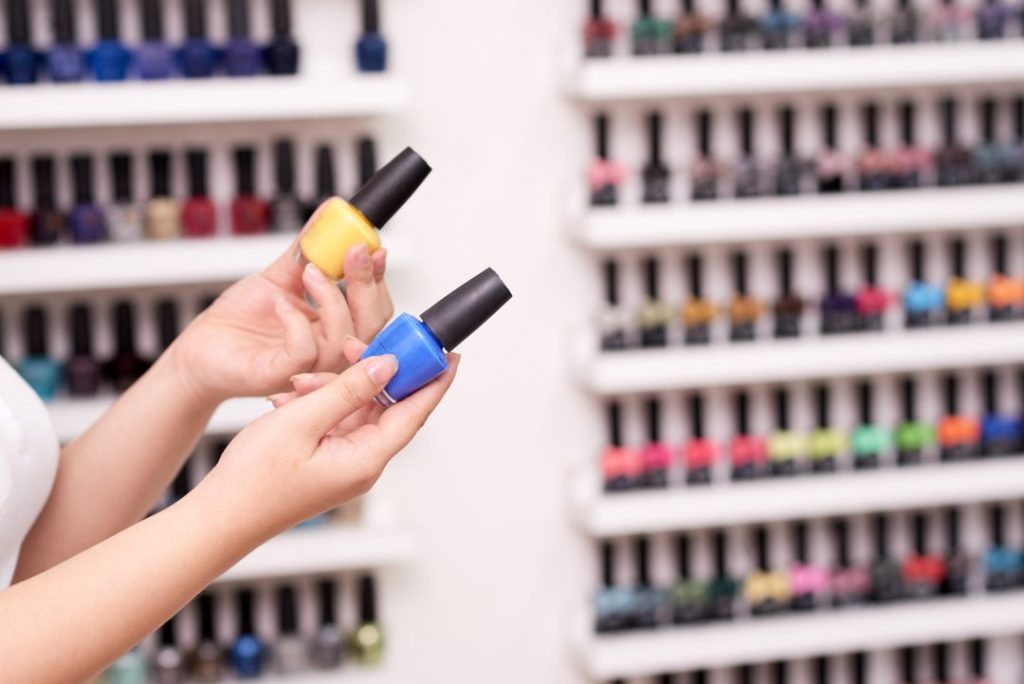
xmin=108 ymin=153 xmax=144 ymax=242
xmin=270 ymin=139 xmax=304 ymax=233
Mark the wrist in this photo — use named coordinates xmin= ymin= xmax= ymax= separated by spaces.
xmin=157 ymin=341 xmax=227 ymax=411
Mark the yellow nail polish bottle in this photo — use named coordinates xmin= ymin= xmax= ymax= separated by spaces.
xmin=298 ymin=147 xmax=431 ymax=280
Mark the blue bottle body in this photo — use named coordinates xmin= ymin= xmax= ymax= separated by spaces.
xmin=69 ymin=205 xmax=108 ymax=243
xmin=232 ymin=634 xmax=264 ymax=678
xmin=224 ymin=39 xmax=262 ymax=76
xmin=362 ymin=313 xmax=448 ymax=406
xmin=903 ymin=281 xmax=944 ymax=323
xmin=18 ymin=357 xmax=62 ymax=401
xmin=5 ymin=44 xmax=38 ymax=84
xmin=356 ymin=33 xmax=387 ymax=72
xmin=136 ymin=41 xmax=174 ymax=79
xmin=105 ymin=647 xmax=148 ymax=684
xmin=47 ymin=43 xmax=85 ymax=82
xmin=179 ymin=39 xmax=218 ymax=78
xmin=90 ymin=41 xmax=131 ymax=81
xmin=264 ymin=39 xmax=299 ymax=75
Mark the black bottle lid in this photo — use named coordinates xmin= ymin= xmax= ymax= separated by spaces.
xmin=980 ymin=98 xmax=997 ymax=143
xmin=941 ymin=97 xmax=958 ymax=145
xmin=635 ymin=537 xmax=651 ymax=587
xmin=688 ymin=254 xmax=704 ymax=299
xmin=197 ymin=593 xmax=216 ymax=641
xmin=603 ymin=260 xmax=620 ymax=307
xmin=185 ymin=0 xmax=206 ymax=38
xmin=277 ymin=585 xmax=298 ymax=635
xmin=0 ymin=158 xmax=15 ymax=208
xmin=821 ymin=104 xmax=837 ymax=149
xmin=187 ymin=150 xmax=209 ymax=198
xmin=419 ymin=268 xmax=512 ymax=352
xmin=113 ymin=301 xmax=136 ymax=353
xmin=971 ymin=639 xmax=986 ymax=677
xmin=273 ymin=140 xmax=295 ymax=194
xmin=945 ymin=507 xmax=960 ymax=552
xmin=778 ymin=249 xmax=793 ymax=296
xmin=754 ymin=526 xmax=769 ymax=570
xmin=97 ymin=0 xmax=120 ymax=40
xmin=1015 ymin=97 xmax=1024 ymax=143
xmin=606 ymin=401 xmax=622 ymax=446
xmin=912 ymin=513 xmax=928 ymax=555
xmin=933 ymin=639 xmax=949 ymax=672
xmin=909 ymin=240 xmax=926 ymax=281
xmin=362 ymin=0 xmax=380 ymax=33
xmin=944 ymin=374 xmax=959 ymax=414
xmin=159 ymin=617 xmax=176 ymax=648
xmin=271 ymin=0 xmax=292 ymax=37
xmin=858 ymin=381 xmax=873 ymax=424
xmin=824 ymin=245 xmax=840 ymax=294
xmin=738 ymin=666 xmax=752 ymax=684
xmin=643 ymin=257 xmax=660 ymax=299
xmin=862 ymin=103 xmax=878 ymax=147
xmin=901 ymin=648 xmax=916 ymax=684
xmin=851 ymin=653 xmax=867 ymax=684
xmin=901 ymin=377 xmax=917 ymax=420
xmin=25 ymin=307 xmax=49 ymax=357
xmin=590 ymin=0 xmax=604 ymax=19
xmin=682 ymin=0 xmax=695 ymax=13
xmin=646 ymin=397 xmax=661 ymax=441
xmin=141 ymin=0 xmax=164 ymax=40
xmin=318 ymin=580 xmax=337 ymax=626
xmin=639 ymin=0 xmax=652 ymax=17
xmin=171 ymin=463 xmax=189 ymax=499
xmin=815 ymin=384 xmax=829 ymax=428
xmin=697 ymin=110 xmax=712 ymax=157
xmin=358 ymin=574 xmax=377 ymax=623
xmin=689 ymin=394 xmax=704 ymax=439
xmin=773 ymin=662 xmax=787 ymax=684
xmin=313 ymin=145 xmax=336 ymax=200
xmin=992 ymin=234 xmax=1008 ymax=275
xmin=228 ymin=0 xmax=250 ymax=37
xmin=873 ymin=514 xmax=889 ymax=558
xmin=7 ymin=0 xmax=30 ymax=43
xmin=861 ymin=244 xmax=877 ymax=286
xmin=646 ymin=111 xmax=663 ymax=167
xmin=69 ymin=304 xmax=92 ymax=357
xmin=595 ymin=114 xmax=610 ymax=159
xmin=71 ymin=156 xmax=95 ymax=206
xmin=793 ymin=521 xmax=809 ymax=563
xmin=236 ymin=588 xmax=255 ymax=635
xmin=32 ymin=157 xmax=56 ymax=209
xmin=358 ymin=137 xmax=378 ymax=187
xmin=779 ymin=107 xmax=795 ymax=156
xmin=156 ymin=299 xmax=178 ymax=351
xmin=110 ymin=153 xmax=133 ymax=204
xmin=150 ymin=151 xmax=172 ymax=198
xmin=899 ymin=102 xmax=915 ymax=146
xmin=774 ymin=387 xmax=789 ymax=430
xmin=815 ymin=657 xmax=829 ymax=684
xmin=734 ymin=391 xmax=750 ymax=435
xmin=989 ymin=504 xmax=1005 ymax=546
xmin=53 ymin=0 xmax=76 ymax=43
xmin=833 ymin=518 xmax=850 ymax=566
xmin=727 ymin=0 xmax=741 ymax=17
xmin=234 ymin=147 xmax=256 ymax=196
xmin=713 ymin=530 xmax=728 ymax=576
xmin=983 ymin=370 xmax=998 ymax=414
xmin=950 ymin=237 xmax=966 ymax=277
xmin=676 ymin=534 xmax=691 ymax=579
xmin=350 ymin=147 xmax=431 ymax=229
xmin=732 ymin=251 xmax=748 ymax=295
xmin=738 ymin=108 xmax=754 ymax=157
xmin=600 ymin=541 xmax=616 ymax=586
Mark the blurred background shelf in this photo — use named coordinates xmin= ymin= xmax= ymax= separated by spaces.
xmin=575 ymin=186 xmax=1024 ymax=251
xmin=0 ymin=76 xmax=408 ymax=131
xmin=572 ymin=458 xmax=1024 ymax=537
xmin=254 ymin=671 xmax=396 ymax=684
xmin=575 ymin=593 xmax=1024 ymax=680
xmin=580 ymin=324 xmax=1024 ymax=395
xmin=572 ymin=42 xmax=1024 ymax=102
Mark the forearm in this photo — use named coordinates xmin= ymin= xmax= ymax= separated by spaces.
xmin=15 ymin=348 xmax=219 ymax=581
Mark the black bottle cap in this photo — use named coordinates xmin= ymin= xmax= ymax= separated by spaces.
xmin=738 ymin=666 xmax=752 ymax=684
xmin=156 ymin=299 xmax=178 ymax=351
xmin=350 ymin=147 xmax=431 ymax=229
xmin=778 ymin=249 xmax=793 ymax=296
xmin=951 ymin=237 xmax=966 ymax=277
xmin=24 ymin=307 xmax=48 ymax=356
xmin=228 ymin=0 xmax=250 ymax=37
xmin=277 ymin=585 xmax=298 ymax=635
xmin=171 ymin=463 xmax=189 ymax=499
xmin=713 ymin=530 xmax=728 ymax=576
xmin=727 ymin=0 xmax=741 ymax=16
xmin=912 ymin=513 xmax=927 ymax=554
xmin=873 ymin=514 xmax=888 ymax=558
xmin=236 ymin=588 xmax=255 ymax=635
xmin=185 ymin=0 xmax=206 ymax=38
xmin=901 ymin=648 xmax=916 ymax=684
xmin=358 ymin=574 xmax=377 ymax=623
xmin=113 ymin=301 xmax=136 ymax=353
xmin=945 ymin=507 xmax=960 ymax=552
xmin=981 ymin=98 xmax=997 ymax=143
xmin=646 ymin=111 xmax=663 ymax=167
xmin=607 ymin=401 xmax=622 ymax=446
xmin=97 ymin=0 xmax=120 ymax=39
xmin=992 ymin=234 xmax=1008 ymax=274
xmin=971 ymin=639 xmax=986 ymax=677
xmin=639 ymin=0 xmax=652 ymax=16
xmin=358 ymin=137 xmax=378 ymax=187
xmin=362 ymin=0 xmax=380 ymax=32
xmin=318 ymin=580 xmax=337 ymax=626
xmin=861 ymin=244 xmax=877 ymax=286
xmin=899 ymin=102 xmax=915 ymax=146
xmin=858 ymin=381 xmax=873 ymax=424
xmin=941 ymin=97 xmax=958 ymax=145
xmin=0 ymin=158 xmax=15 ymax=208
xmin=676 ymin=534 xmax=691 ymax=578
xmin=313 ymin=145 xmax=336 ymax=200
xmin=824 ymin=245 xmax=840 ymax=294
xmin=682 ymin=0 xmax=695 ymax=13
xmin=793 ymin=521 xmax=809 ymax=563
xmin=983 ymin=370 xmax=998 ymax=414
xmin=159 ymin=617 xmax=176 ymax=647
xmin=198 ymin=593 xmax=216 ymax=641
xmin=595 ymin=114 xmax=610 ymax=159
xmin=774 ymin=388 xmax=789 ymax=430
xmin=419 ymin=268 xmax=512 ymax=352
xmin=600 ymin=541 xmax=615 ymax=586
xmin=833 ymin=518 xmax=850 ymax=566
xmin=69 ymin=304 xmax=92 ymax=356
xmin=71 ymin=156 xmax=95 ymax=206
xmin=635 ymin=537 xmax=651 ymax=587
xmin=646 ymin=397 xmax=661 ymax=441
xmin=944 ymin=374 xmax=959 ymax=414
xmin=32 ymin=157 xmax=56 ymax=209
xmin=909 ymin=240 xmax=925 ymax=281
xmin=734 ymin=391 xmax=749 ymax=434
xmin=697 ymin=110 xmax=712 ymax=157
xmin=851 ymin=653 xmax=867 ymax=684
xmin=815 ymin=657 xmax=829 ymax=684
xmin=271 ymin=0 xmax=292 ymax=37
xmin=187 ymin=150 xmax=209 ymax=198
xmin=901 ymin=377 xmax=917 ymax=420
xmin=732 ymin=252 xmax=748 ymax=295
xmin=822 ymin=105 xmax=837 ymax=149
xmin=110 ymin=153 xmax=133 ymax=203
xmin=7 ymin=0 xmax=30 ymax=43
xmin=603 ymin=260 xmax=619 ymax=307
xmin=688 ymin=254 xmax=704 ymax=299
xmin=273 ymin=140 xmax=295 ymax=194
xmin=1015 ymin=97 xmax=1024 ymax=142
xmin=53 ymin=0 xmax=76 ymax=43
xmin=779 ymin=107 xmax=795 ymax=156
xmin=815 ymin=384 xmax=829 ymax=428
xmin=862 ymin=103 xmax=878 ymax=147
xmin=590 ymin=0 xmax=604 ymax=19
xmin=150 ymin=151 xmax=172 ymax=198
xmin=690 ymin=394 xmax=704 ymax=439
xmin=754 ymin=527 xmax=770 ymax=570
xmin=141 ymin=0 xmax=164 ymax=40
xmin=738 ymin=108 xmax=754 ymax=157
xmin=643 ymin=257 xmax=659 ymax=299
xmin=234 ymin=147 xmax=256 ymax=196
xmin=773 ymin=662 xmax=787 ymax=684
xmin=990 ymin=504 xmax=1005 ymax=546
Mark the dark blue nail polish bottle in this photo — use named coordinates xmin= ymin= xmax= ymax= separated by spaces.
xmin=362 ymin=269 xmax=512 ymax=406
xmin=231 ymin=589 xmax=264 ymax=678
xmin=265 ymin=0 xmax=299 ymax=75
xmin=90 ymin=0 xmax=131 ymax=82
xmin=47 ymin=0 xmax=86 ymax=82
xmin=357 ymin=0 xmax=387 ymax=73
xmin=179 ymin=0 xmax=218 ymax=78
xmin=68 ymin=156 xmax=108 ymax=244
xmin=136 ymin=0 xmax=174 ymax=79
xmin=224 ymin=0 xmax=262 ymax=77
xmin=4 ymin=0 xmax=39 ymax=85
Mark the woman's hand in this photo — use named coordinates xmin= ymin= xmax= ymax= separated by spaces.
xmin=169 ymin=202 xmax=395 ymax=405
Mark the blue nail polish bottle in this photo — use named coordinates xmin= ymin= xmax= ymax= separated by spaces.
xmin=47 ymin=0 xmax=86 ymax=82
xmin=179 ymin=0 xmax=218 ymax=78
xmin=903 ymin=241 xmax=944 ymax=328
xmin=90 ymin=0 xmax=131 ymax=82
xmin=136 ymin=0 xmax=174 ymax=79
xmin=981 ymin=371 xmax=1020 ymax=456
xmin=265 ymin=0 xmax=299 ymax=75
xmin=357 ymin=0 xmax=387 ymax=72
xmin=68 ymin=156 xmax=108 ymax=243
xmin=17 ymin=308 xmax=62 ymax=402
xmin=231 ymin=589 xmax=264 ymax=678
xmin=362 ymin=269 xmax=512 ymax=406
xmin=224 ymin=0 xmax=262 ymax=77
xmin=4 ymin=0 xmax=39 ymax=85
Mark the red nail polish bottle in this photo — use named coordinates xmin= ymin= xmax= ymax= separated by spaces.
xmin=684 ymin=394 xmax=717 ymax=485
xmin=0 ymin=158 xmax=29 ymax=248
xmin=601 ymin=402 xmax=643 ymax=492
xmin=730 ymin=391 xmax=767 ymax=480
xmin=583 ymin=0 xmax=617 ymax=57
xmin=641 ymin=398 xmax=671 ymax=488
xmin=855 ymin=244 xmax=890 ymax=331
xmin=901 ymin=513 xmax=946 ymax=597
xmin=231 ymin=147 xmax=269 ymax=235
xmin=183 ymin=149 xmax=218 ymax=238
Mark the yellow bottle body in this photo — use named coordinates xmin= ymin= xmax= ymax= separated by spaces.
xmin=298 ymin=197 xmax=381 ymax=280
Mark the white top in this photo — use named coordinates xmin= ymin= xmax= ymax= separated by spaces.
xmin=0 ymin=357 xmax=59 ymax=587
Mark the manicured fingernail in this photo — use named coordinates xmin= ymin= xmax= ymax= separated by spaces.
xmin=365 ymin=355 xmax=398 ymax=385
xmin=353 ymin=244 xmax=371 ymax=268
xmin=290 ymin=373 xmax=314 ymax=384
xmin=267 ymin=393 xmax=288 ymax=403
xmin=304 ymin=262 xmax=328 ymax=283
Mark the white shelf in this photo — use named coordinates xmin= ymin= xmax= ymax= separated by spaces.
xmin=48 ymin=396 xmax=268 ymax=442
xmin=218 ymin=525 xmax=415 ymax=583
xmin=254 ymin=670 xmax=395 ymax=684
xmin=576 ymin=593 xmax=1024 ymax=679
xmin=572 ymin=42 xmax=1024 ymax=102
xmin=580 ymin=323 xmax=1024 ymax=395
xmin=0 ymin=233 xmax=411 ymax=296
xmin=0 ymin=76 xmax=408 ymax=131
xmin=573 ymin=457 xmax=1024 ymax=537
xmin=576 ymin=186 xmax=1024 ymax=251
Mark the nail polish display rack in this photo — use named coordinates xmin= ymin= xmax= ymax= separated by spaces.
xmin=0 ymin=2 xmax=410 ymax=682
xmin=569 ymin=1 xmax=1024 ymax=682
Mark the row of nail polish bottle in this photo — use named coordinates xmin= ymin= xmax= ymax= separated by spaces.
xmin=104 ymin=575 xmax=383 ymax=682
xmin=583 ymin=0 xmax=1023 ymax=58
xmin=587 ymin=96 xmax=1024 ymax=206
xmin=0 ymin=137 xmax=379 ymax=248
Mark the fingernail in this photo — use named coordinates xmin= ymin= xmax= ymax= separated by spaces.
xmin=304 ymin=262 xmax=328 ymax=283
xmin=353 ymin=244 xmax=371 ymax=268
xmin=267 ymin=393 xmax=288 ymax=403
xmin=343 ymin=334 xmax=359 ymax=344
xmin=290 ymin=373 xmax=314 ymax=384
xmin=365 ymin=355 xmax=398 ymax=385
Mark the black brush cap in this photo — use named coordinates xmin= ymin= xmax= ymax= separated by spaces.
xmin=0 ymin=158 xmax=15 ymax=208
xmin=53 ymin=0 xmax=76 ymax=43
xmin=25 ymin=307 xmax=48 ymax=356
xmin=358 ymin=575 xmax=377 ymax=622
xmin=97 ymin=0 xmax=121 ymax=40
xmin=110 ymin=153 xmax=133 ymax=203
xmin=70 ymin=304 xmax=92 ymax=356
xmin=274 ymin=139 xmax=295 ymax=194
xmin=7 ymin=0 xmax=30 ymax=43
xmin=71 ymin=155 xmax=95 ymax=205
xmin=141 ymin=0 xmax=164 ymax=40
xmin=271 ymin=0 xmax=292 ymax=36
xmin=277 ymin=585 xmax=298 ymax=634
xmin=185 ymin=0 xmax=206 ymax=38
xmin=350 ymin=147 xmax=431 ymax=229
xmin=187 ymin=149 xmax=209 ymax=197
xmin=358 ymin=137 xmax=378 ymax=186
xmin=228 ymin=0 xmax=250 ymax=38
xmin=156 ymin=299 xmax=178 ymax=350
xmin=420 ymin=268 xmax=512 ymax=351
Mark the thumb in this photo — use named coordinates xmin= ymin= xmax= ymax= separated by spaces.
xmin=285 ymin=355 xmax=398 ymax=438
